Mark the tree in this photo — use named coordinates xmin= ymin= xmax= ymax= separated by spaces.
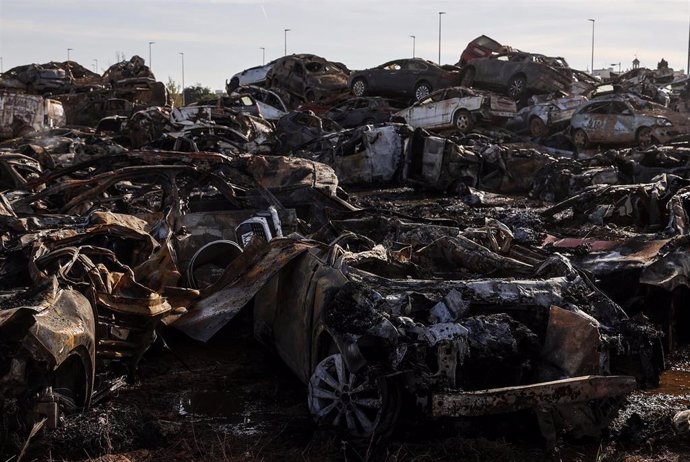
xmin=183 ymin=83 xmax=213 ymax=105
xmin=166 ymin=77 xmax=182 ymax=107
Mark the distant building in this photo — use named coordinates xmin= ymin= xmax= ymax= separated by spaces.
xmin=633 ymin=57 xmax=640 ymax=69
xmin=592 ymin=68 xmax=614 ymax=79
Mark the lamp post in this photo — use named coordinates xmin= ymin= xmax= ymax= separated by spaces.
xmin=588 ymin=19 xmax=595 ymax=74
xmin=93 ymin=59 xmax=98 ymax=73
xmin=438 ymin=12 xmax=446 ymax=65
xmin=0 ymin=57 xmax=3 ymax=74
xmin=148 ymin=41 xmax=155 ymax=70
xmin=67 ymin=48 xmax=73 ymax=62
xmin=260 ymin=47 xmax=266 ymax=65
xmin=410 ymin=35 xmax=416 ymax=58
xmin=284 ymin=29 xmax=291 ymax=56
xmin=179 ymin=52 xmax=185 ymax=106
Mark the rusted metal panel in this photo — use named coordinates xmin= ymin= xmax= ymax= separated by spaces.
xmin=432 ymin=375 xmax=637 ymax=417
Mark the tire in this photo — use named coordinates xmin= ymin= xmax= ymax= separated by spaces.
xmin=637 ymin=126 xmax=653 ymax=148
xmin=453 ymin=110 xmax=474 ymax=133
xmin=227 ymin=77 xmax=240 ymax=92
xmin=308 ymin=354 xmax=400 ymax=438
xmin=529 ymin=117 xmax=548 ymax=137
xmin=351 ymin=78 xmax=367 ymax=97
xmin=507 ymin=74 xmax=527 ymax=99
xmin=460 ymin=67 xmax=475 ymax=87
xmin=415 ymin=81 xmax=432 ymax=100
xmin=573 ymin=129 xmax=589 ymax=151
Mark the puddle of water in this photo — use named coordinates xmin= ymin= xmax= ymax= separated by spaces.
xmin=655 ymin=369 xmax=690 ymax=396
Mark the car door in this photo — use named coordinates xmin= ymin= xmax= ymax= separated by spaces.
xmin=577 ymin=101 xmax=612 ymax=143
xmin=476 ymin=54 xmax=511 ymax=87
xmin=405 ymin=89 xmax=446 ymax=128
xmin=406 ymin=60 xmax=429 ymax=93
xmin=369 ymin=61 xmax=400 ymax=94
xmin=608 ymin=101 xmax=637 ymax=144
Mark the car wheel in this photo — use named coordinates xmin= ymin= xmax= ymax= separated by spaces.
xmin=351 ymin=78 xmax=367 ymax=97
xmin=460 ymin=67 xmax=475 ymax=87
xmin=573 ymin=129 xmax=589 ymax=151
xmin=507 ymin=74 xmax=527 ymax=99
xmin=415 ymin=82 xmax=432 ymax=100
xmin=308 ymin=353 xmax=399 ymax=438
xmin=529 ymin=117 xmax=548 ymax=137
xmin=637 ymin=127 xmax=653 ymax=147
xmin=453 ymin=110 xmax=474 ymax=133
xmin=227 ymin=77 xmax=240 ymax=92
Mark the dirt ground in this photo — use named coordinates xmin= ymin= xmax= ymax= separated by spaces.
xmin=15 ymin=187 xmax=690 ymax=462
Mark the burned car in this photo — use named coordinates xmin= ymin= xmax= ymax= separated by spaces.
xmin=176 ymin=232 xmax=659 ymax=440
xmin=275 ymin=111 xmax=342 ymax=152
xmin=569 ymin=93 xmax=690 ymax=150
xmin=460 ymin=52 xmax=574 ymax=99
xmin=226 ymin=59 xmax=279 ymax=92
xmin=349 ymin=58 xmax=462 ymax=101
xmin=394 ymin=86 xmax=516 ymax=133
xmin=324 ymin=97 xmax=404 ymax=128
xmin=265 ymin=54 xmax=350 ymax=106
xmin=507 ymin=94 xmax=587 ymax=137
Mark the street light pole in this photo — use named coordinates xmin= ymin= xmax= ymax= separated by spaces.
xmin=0 ymin=57 xmax=3 ymax=74
xmin=438 ymin=12 xmax=446 ymax=65
xmin=67 ymin=48 xmax=73 ymax=62
xmin=179 ymin=52 xmax=185 ymax=106
xmin=260 ymin=47 xmax=266 ymax=65
xmin=284 ymin=29 xmax=291 ymax=56
xmin=588 ymin=19 xmax=595 ymax=74
xmin=93 ymin=59 xmax=98 ymax=73
xmin=410 ymin=35 xmax=416 ymax=58
xmin=148 ymin=41 xmax=155 ymax=70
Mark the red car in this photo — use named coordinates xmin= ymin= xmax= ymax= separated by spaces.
xmin=457 ymin=35 xmax=503 ymax=66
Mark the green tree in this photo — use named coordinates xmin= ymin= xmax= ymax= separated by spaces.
xmin=183 ymin=83 xmax=213 ymax=105
xmin=166 ymin=77 xmax=182 ymax=107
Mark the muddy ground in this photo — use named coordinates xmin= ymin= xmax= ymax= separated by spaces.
xmin=16 ymin=187 xmax=690 ymax=461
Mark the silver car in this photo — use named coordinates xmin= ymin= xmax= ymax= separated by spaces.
xmin=394 ymin=86 xmax=516 ymax=133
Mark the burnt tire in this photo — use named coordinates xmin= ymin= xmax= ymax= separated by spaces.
xmin=573 ymin=129 xmax=589 ymax=151
xmin=507 ymin=74 xmax=527 ymax=99
xmin=637 ymin=126 xmax=653 ymax=148
xmin=415 ymin=81 xmax=432 ymax=101
xmin=529 ymin=117 xmax=548 ymax=137
xmin=453 ymin=109 xmax=474 ymax=133
xmin=351 ymin=78 xmax=367 ymax=97
xmin=308 ymin=354 xmax=400 ymax=439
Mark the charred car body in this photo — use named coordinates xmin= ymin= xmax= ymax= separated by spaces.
xmin=570 ymin=93 xmax=690 ymax=150
xmin=460 ymin=52 xmax=576 ymax=100
xmin=265 ymin=54 xmax=350 ymax=108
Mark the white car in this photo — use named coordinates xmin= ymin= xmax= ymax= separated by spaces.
xmin=226 ymin=60 xmax=278 ymax=91
xmin=394 ymin=86 xmax=517 ymax=133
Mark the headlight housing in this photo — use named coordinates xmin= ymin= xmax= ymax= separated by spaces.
xmin=656 ymin=118 xmax=673 ymax=127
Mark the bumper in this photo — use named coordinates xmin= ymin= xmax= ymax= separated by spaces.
xmin=431 ymin=375 xmax=636 ymax=417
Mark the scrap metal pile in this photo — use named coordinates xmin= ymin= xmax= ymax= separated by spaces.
xmin=1 ymin=38 xmax=690 ymax=452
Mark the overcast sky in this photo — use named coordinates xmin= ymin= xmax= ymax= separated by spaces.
xmin=1 ymin=0 xmax=688 ymax=91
